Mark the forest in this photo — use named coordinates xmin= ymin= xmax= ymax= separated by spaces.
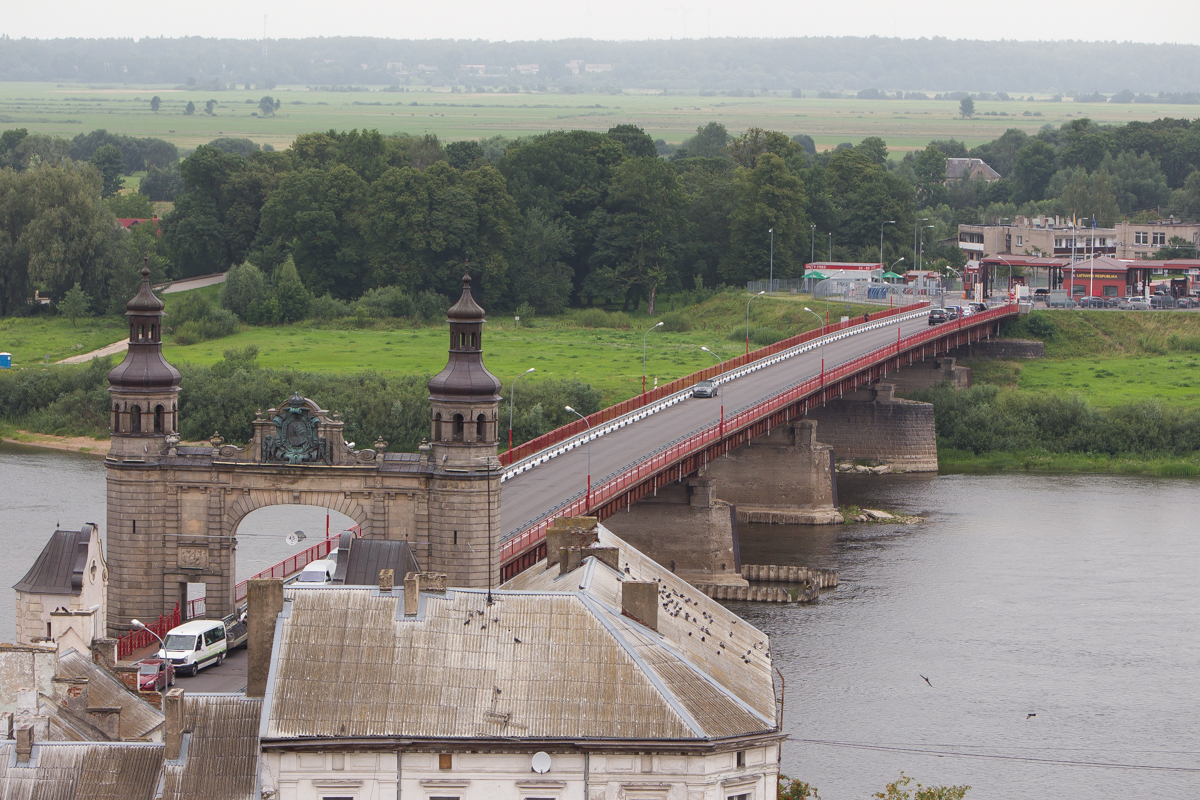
xmin=3 ymin=36 xmax=1200 ymax=95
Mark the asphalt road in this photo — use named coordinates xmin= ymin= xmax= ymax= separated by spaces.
xmin=500 ymin=310 xmax=937 ymax=537
xmin=124 ymin=646 xmax=249 ymax=694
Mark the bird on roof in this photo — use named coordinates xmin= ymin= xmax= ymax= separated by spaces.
xmin=1027 ymin=713 xmax=1036 ymax=719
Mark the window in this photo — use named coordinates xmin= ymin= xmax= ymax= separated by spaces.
xmin=736 ymin=750 xmax=746 ymax=767
xmin=112 ymin=404 xmax=121 ymax=432
xmin=1153 ymin=231 xmax=1166 ymax=245
xmin=433 ymin=412 xmax=443 ymax=441
xmin=1054 ymin=238 xmax=1063 ymax=248
xmin=1135 ymin=231 xmax=1148 ymax=245
xmin=1016 ymin=235 xmax=1023 ymax=246
xmin=452 ymin=414 xmax=464 ymax=442
xmin=439 ymin=753 xmax=453 ymax=770
xmin=1072 ymin=284 xmax=1086 ymax=295
xmin=429 ymin=797 xmax=459 ymax=800
xmin=727 ymin=794 xmax=750 ymax=800
xmin=130 ymin=405 xmax=142 ymax=433
xmin=476 ymin=413 xmax=487 ymax=442
xmin=154 ymin=405 xmax=164 ymax=433
xmin=1098 ymin=237 xmax=1107 ymax=246
xmin=1103 ymin=285 xmax=1119 ymax=297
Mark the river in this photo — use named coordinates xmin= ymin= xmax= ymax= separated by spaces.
xmin=1 ymin=443 xmax=1197 ymax=798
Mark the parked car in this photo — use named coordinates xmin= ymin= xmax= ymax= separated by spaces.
xmin=135 ymin=658 xmax=175 ymax=692
xmin=297 ymin=558 xmax=336 ymax=584
xmin=1118 ymin=296 xmax=1150 ymax=310
xmin=1177 ymin=296 xmax=1198 ymax=309
xmin=1047 ymin=297 xmax=1078 ymax=309
xmin=1078 ymin=296 xmax=1108 ymax=309
xmin=157 ymin=619 xmax=229 ymax=677
xmin=944 ymin=307 xmax=960 ymax=320
xmin=928 ymin=308 xmax=949 ymax=325
xmin=970 ymin=303 xmax=987 ymax=314
xmin=691 ymin=379 xmax=719 ymax=398
xmin=1151 ymin=295 xmax=1176 ymax=309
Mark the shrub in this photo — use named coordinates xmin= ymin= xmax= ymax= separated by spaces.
xmin=413 ymin=290 xmax=447 ymax=323
xmin=173 ymin=309 xmax=238 ymax=345
xmin=729 ymin=326 xmax=785 ymax=346
xmin=572 ymin=308 xmax=632 ymax=329
xmin=310 ymin=293 xmax=352 ymax=321
xmin=659 ymin=311 xmax=693 ymax=332
xmin=1167 ymin=333 xmax=1200 ymax=352
xmin=357 ymin=285 xmax=415 ymax=319
xmin=220 ymin=262 xmax=270 ymax=322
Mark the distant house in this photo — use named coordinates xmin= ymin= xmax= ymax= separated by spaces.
xmin=584 ymin=63 xmax=614 ymax=73
xmin=115 ymin=215 xmax=159 ymax=235
xmin=945 ymin=157 xmax=1001 ymax=183
xmin=565 ymin=59 xmax=584 ymax=75
xmin=13 ymin=524 xmax=107 ymax=649
xmin=515 ymin=63 xmax=539 ymax=74
xmin=460 ymin=64 xmax=486 ymax=75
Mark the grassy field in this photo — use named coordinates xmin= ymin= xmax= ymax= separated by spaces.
xmin=1 ymin=81 xmax=1193 ymax=154
xmin=939 ymin=447 xmax=1200 ymax=477
xmin=0 ymin=314 xmax=127 ymax=366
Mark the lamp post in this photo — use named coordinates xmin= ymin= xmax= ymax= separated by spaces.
xmin=803 ymin=307 xmax=825 ymax=387
xmin=828 ymin=232 xmax=832 ymax=261
xmin=994 ymin=255 xmax=1014 ymax=299
xmin=507 ymin=367 xmax=535 ymax=454
xmin=810 ymin=223 xmax=816 ymax=269
xmin=745 ymin=291 xmax=765 ymax=357
xmin=768 ymin=227 xmax=775 ymax=295
xmin=914 ymin=217 xmax=928 ymax=268
xmin=880 ymin=220 xmax=895 ymax=266
xmin=919 ymin=225 xmax=934 ymax=270
xmin=564 ymin=406 xmax=591 ymax=509
xmin=642 ymin=321 xmax=663 ymax=395
xmin=701 ymin=346 xmax=725 ymax=434
xmin=131 ymin=619 xmax=166 ymax=653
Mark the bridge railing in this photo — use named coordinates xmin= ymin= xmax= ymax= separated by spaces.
xmin=232 ymin=527 xmax=356 ymax=603
xmin=500 ymin=303 xmax=1015 ymax=566
xmin=116 ymin=604 xmax=180 ymax=661
xmin=500 ymin=300 xmax=930 ymax=467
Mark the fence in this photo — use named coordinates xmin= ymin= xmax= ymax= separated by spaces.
xmin=185 ymin=597 xmax=206 ymax=620
xmin=500 ymin=301 xmax=930 ymax=468
xmin=500 ymin=303 xmax=1016 ymax=569
xmin=116 ymin=604 xmax=180 ymax=661
xmin=232 ymin=529 xmax=351 ymax=603
xmin=746 ymin=279 xmax=803 ymax=294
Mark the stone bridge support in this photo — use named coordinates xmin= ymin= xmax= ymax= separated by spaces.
xmin=803 ymin=383 xmax=938 ymax=473
xmin=602 ymin=477 xmax=746 ymax=587
xmin=702 ymin=420 xmax=843 ymax=525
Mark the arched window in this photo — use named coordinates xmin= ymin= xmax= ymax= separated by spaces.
xmin=139 ymin=324 xmax=145 ymax=340
xmin=452 ymin=414 xmax=464 ymax=442
xmin=112 ymin=404 xmax=121 ymax=432
xmin=433 ymin=412 xmax=443 ymax=441
xmin=154 ymin=405 xmax=164 ymax=433
xmin=172 ymin=403 xmax=178 ymax=433
xmin=476 ymin=413 xmax=487 ymax=442
xmin=471 ymin=333 xmax=478 ymax=349
xmin=130 ymin=405 xmax=142 ymax=433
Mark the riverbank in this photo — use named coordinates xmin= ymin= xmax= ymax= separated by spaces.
xmin=939 ymin=447 xmax=1200 ymax=477
xmin=0 ymin=426 xmax=207 ymax=456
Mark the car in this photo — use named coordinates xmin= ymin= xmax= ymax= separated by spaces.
xmin=943 ymin=306 xmax=960 ymax=320
xmin=157 ymin=619 xmax=229 ymax=677
xmin=928 ymin=309 xmax=949 ymax=325
xmin=1047 ymin=297 xmax=1078 ymax=309
xmin=296 ymin=558 xmax=336 ymax=584
xmin=691 ymin=379 xmax=719 ymax=398
xmin=1151 ymin=295 xmax=1176 ymax=309
xmin=1078 ymin=296 xmax=1108 ymax=309
xmin=1178 ymin=296 xmax=1198 ymax=309
xmin=1118 ymin=296 xmax=1150 ymax=310
xmin=970 ymin=303 xmax=987 ymax=314
xmin=136 ymin=658 xmax=175 ymax=692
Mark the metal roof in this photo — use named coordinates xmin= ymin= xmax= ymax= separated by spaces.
xmin=162 ymin=695 xmax=262 ymax=800
xmin=265 ymin=580 xmax=777 ymax=743
xmin=13 ymin=525 xmax=96 ymax=596
xmin=54 ymin=649 xmax=165 ymax=741
xmin=0 ymin=742 xmax=163 ymax=800
xmin=332 ymin=534 xmax=420 ymax=586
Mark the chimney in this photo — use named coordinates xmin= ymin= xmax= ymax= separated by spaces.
xmin=403 ymin=571 xmax=420 ymax=616
xmin=92 ymin=638 xmax=117 ymax=672
xmin=379 ymin=568 xmax=395 ymax=593
xmin=14 ymin=724 xmax=33 ymax=763
xmin=246 ymin=578 xmax=284 ymax=698
xmin=51 ymin=677 xmax=89 ymax=714
xmin=163 ymin=688 xmax=184 ymax=760
xmin=620 ymin=581 xmax=659 ymax=631
xmin=545 ymin=517 xmax=599 ymax=567
xmin=589 ymin=546 xmax=620 ymax=571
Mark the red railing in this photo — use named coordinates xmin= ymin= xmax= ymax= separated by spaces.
xmin=500 ymin=302 xmax=930 ymax=467
xmin=232 ymin=529 xmax=353 ymax=603
xmin=117 ymin=604 xmax=180 ymax=661
xmin=500 ymin=303 xmax=1015 ymax=567
xmin=185 ymin=597 xmax=206 ymax=620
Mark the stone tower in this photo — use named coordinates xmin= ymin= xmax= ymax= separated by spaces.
xmin=426 ymin=273 xmax=503 ymax=587
xmin=107 ymin=262 xmax=181 ymax=458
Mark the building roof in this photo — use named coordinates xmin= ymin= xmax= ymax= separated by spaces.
xmin=161 ymin=695 xmax=262 ymax=800
xmin=946 ymin=157 xmax=1001 ymax=181
xmin=331 ymin=533 xmax=420 ymax=586
xmin=446 ymin=271 xmax=485 ymax=321
xmin=53 ymin=649 xmax=165 ymax=741
xmin=263 ymin=536 xmax=777 ymax=744
xmin=13 ymin=524 xmax=96 ymax=596
xmin=0 ymin=742 xmax=163 ymax=799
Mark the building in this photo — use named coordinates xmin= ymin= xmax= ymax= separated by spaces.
xmin=515 ymin=63 xmax=539 ymax=74
xmin=254 ymin=522 xmax=783 ymax=800
xmin=1060 ymin=256 xmax=1200 ymax=298
xmin=13 ymin=523 xmax=107 ymax=648
xmin=958 ymin=215 xmax=1200 ymax=262
xmin=565 ymin=59 xmax=584 ymax=75
xmin=584 ymin=63 xmax=614 ymax=73
xmin=945 ymin=158 xmax=1001 ymax=183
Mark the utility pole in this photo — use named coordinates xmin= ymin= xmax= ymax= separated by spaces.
xmin=768 ymin=228 xmax=774 ymax=295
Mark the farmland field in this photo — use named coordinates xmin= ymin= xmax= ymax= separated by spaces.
xmin=1 ymin=81 xmax=1193 ymax=154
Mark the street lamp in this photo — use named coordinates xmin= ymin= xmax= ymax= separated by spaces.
xmin=810 ymin=223 xmax=816 ymax=269
xmin=642 ymin=321 xmax=664 ymax=395
xmin=564 ymin=406 xmax=591 ymax=509
xmin=131 ymin=619 xmax=166 ymax=655
xmin=745 ymin=291 xmax=765 ymax=357
xmin=880 ymin=220 xmax=895 ymax=265
xmin=507 ymin=367 xmax=535 ymax=454
xmin=828 ymin=232 xmax=832 ymax=261
xmin=919 ymin=225 xmax=935 ymax=270
xmin=803 ymin=307 xmax=825 ymax=386
xmin=768 ymin=227 xmax=775 ymax=295
xmin=700 ymin=345 xmax=722 ymax=368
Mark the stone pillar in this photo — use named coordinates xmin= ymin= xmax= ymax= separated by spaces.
xmin=803 ymin=383 xmax=939 ymax=473
xmin=246 ymin=579 xmax=284 ymax=699
xmin=426 ymin=471 xmax=500 ymax=589
xmin=105 ymin=462 xmax=175 ymax=636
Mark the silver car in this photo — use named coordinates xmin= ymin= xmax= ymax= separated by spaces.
xmin=1118 ymin=296 xmax=1150 ymax=310
xmin=691 ymin=379 xmax=718 ymax=398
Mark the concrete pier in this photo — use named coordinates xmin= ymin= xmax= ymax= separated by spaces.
xmin=804 ymin=383 xmax=938 ymax=473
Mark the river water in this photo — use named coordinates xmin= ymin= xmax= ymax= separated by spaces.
xmin=1 ymin=444 xmax=1197 ymax=798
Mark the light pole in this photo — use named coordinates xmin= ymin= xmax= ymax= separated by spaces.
xmin=745 ymin=291 xmax=765 ymax=357
xmin=700 ymin=346 xmax=725 ymax=434
xmin=828 ymin=232 xmax=832 ymax=261
xmin=994 ymin=255 xmax=1014 ymax=299
xmin=803 ymin=307 xmax=825 ymax=387
xmin=132 ymin=619 xmax=166 ymax=653
xmin=507 ymin=367 xmax=535 ymax=454
xmin=914 ymin=217 xmax=928 ymax=268
xmin=768 ymin=227 xmax=775 ymax=295
xmin=880 ymin=220 xmax=895 ymax=265
xmin=810 ymin=223 xmax=816 ymax=269
xmin=642 ymin=321 xmax=663 ymax=395
xmin=919 ymin=224 xmax=934 ymax=270
xmin=564 ymin=406 xmax=591 ymax=509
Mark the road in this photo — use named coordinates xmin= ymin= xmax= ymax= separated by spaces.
xmin=500 ymin=310 xmax=939 ymax=537
xmin=123 ymin=646 xmax=249 ymax=694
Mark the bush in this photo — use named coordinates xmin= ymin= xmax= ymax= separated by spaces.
xmin=1167 ymin=333 xmax=1200 ymax=352
xmin=572 ymin=308 xmax=633 ymax=329
xmin=729 ymin=326 xmax=785 ymax=346
xmin=357 ymin=285 xmax=416 ymax=319
xmin=173 ymin=309 xmax=238 ymax=345
xmin=220 ymin=262 xmax=269 ymax=322
xmin=659 ymin=311 xmax=693 ymax=332
xmin=413 ymin=290 xmax=447 ymax=323
xmin=310 ymin=293 xmax=352 ymax=321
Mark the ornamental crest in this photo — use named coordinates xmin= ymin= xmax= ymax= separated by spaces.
xmin=261 ymin=392 xmax=331 ymax=465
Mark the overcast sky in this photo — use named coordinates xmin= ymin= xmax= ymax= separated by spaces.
xmin=4 ymin=0 xmax=1200 ymax=47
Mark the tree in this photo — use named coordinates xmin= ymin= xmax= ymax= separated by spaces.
xmin=874 ymin=772 xmax=970 ymax=800
xmin=273 ymin=257 xmax=312 ymax=322
xmin=204 ymin=99 xmax=216 ymax=116
xmin=728 ymin=128 xmax=798 ymax=169
xmin=721 ymin=153 xmax=806 ymax=284
xmin=778 ymin=775 xmax=820 ymax=800
xmin=105 ymin=192 xmax=154 ymax=219
xmin=140 ymin=163 xmax=183 ymax=201
xmin=913 ymin=144 xmax=948 ymax=207
xmin=1011 ymin=140 xmax=1057 ymax=202
xmin=58 ymin=282 xmax=90 ymax=326
xmin=258 ymin=96 xmax=276 ymax=117
xmin=446 ymin=140 xmax=485 ymax=170
xmin=606 ymin=124 xmax=657 ymax=158
xmin=1108 ymin=150 xmax=1171 ymax=214
xmin=682 ymin=122 xmax=730 ymax=159
xmin=510 ymin=209 xmax=574 ymax=314
xmin=1150 ymin=235 xmax=1196 ymax=260
xmin=959 ymin=97 xmax=975 ymax=119
xmin=184 ymin=101 xmax=195 ymax=116
xmin=150 ymin=96 xmax=161 ymax=113
xmin=219 ymin=261 xmax=270 ymax=321
xmin=88 ymin=144 xmax=125 ymax=197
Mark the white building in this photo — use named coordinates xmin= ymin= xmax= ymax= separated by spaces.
xmin=12 ymin=523 xmax=107 ymax=651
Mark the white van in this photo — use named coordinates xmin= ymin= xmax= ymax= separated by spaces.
xmin=296 ymin=558 xmax=336 ymax=585
xmin=157 ymin=619 xmax=228 ymax=676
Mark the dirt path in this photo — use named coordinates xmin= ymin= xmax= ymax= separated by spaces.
xmin=55 ymin=338 xmax=128 ymax=365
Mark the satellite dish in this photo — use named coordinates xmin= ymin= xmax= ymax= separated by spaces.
xmin=285 ymin=530 xmax=307 ymax=547
xmin=531 ymin=751 xmax=551 ymax=774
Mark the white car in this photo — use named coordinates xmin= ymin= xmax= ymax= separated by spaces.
xmin=1118 ymin=296 xmax=1149 ymax=310
xmin=296 ymin=558 xmax=336 ymax=584
xmin=157 ymin=619 xmax=228 ymax=677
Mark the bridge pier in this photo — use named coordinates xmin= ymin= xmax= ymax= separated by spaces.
xmin=601 ymin=477 xmax=747 ymax=587
xmin=702 ymin=420 xmax=843 ymax=525
xmin=804 ymin=383 xmax=939 ymax=473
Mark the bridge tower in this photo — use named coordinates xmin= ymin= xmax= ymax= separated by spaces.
xmin=426 ymin=272 xmax=503 ymax=588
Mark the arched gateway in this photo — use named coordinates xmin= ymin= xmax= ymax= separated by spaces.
xmin=105 ymin=268 xmax=501 ymax=635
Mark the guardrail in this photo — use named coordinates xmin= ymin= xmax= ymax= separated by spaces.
xmin=232 ymin=531 xmax=344 ymax=603
xmin=499 ymin=303 xmax=1015 ymax=569
xmin=500 ymin=301 xmax=930 ymax=469
xmin=116 ymin=603 xmax=180 ymax=660
xmin=186 ymin=597 xmax=206 ymax=620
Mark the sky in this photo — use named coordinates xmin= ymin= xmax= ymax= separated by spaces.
xmin=3 ymin=0 xmax=1200 ymax=46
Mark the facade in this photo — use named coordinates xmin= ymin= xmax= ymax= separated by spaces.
xmin=959 ymin=215 xmax=1200 ymax=262
xmin=13 ymin=523 xmax=107 ymax=648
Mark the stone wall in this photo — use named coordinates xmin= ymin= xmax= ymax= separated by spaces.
xmin=803 ymin=384 xmax=938 ymax=473
xmin=883 ymin=357 xmax=971 ymax=393
xmin=953 ymin=338 xmax=1044 ymax=359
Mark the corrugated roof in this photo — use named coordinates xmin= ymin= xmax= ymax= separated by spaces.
xmin=54 ymin=650 xmax=164 ymax=741
xmin=13 ymin=525 xmax=95 ymax=596
xmin=333 ymin=536 xmax=420 ymax=586
xmin=266 ymin=581 xmax=775 ymax=743
xmin=162 ymin=695 xmax=261 ymax=800
xmin=0 ymin=742 xmax=162 ymax=799
xmin=503 ymin=526 xmax=777 ymax=723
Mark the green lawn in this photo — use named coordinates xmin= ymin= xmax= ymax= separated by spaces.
xmin=1 ymin=81 xmax=1191 ymax=154
xmin=0 ymin=315 xmax=126 ymax=366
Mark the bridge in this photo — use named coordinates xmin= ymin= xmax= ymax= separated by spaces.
xmin=497 ymin=301 xmax=1018 ymax=579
